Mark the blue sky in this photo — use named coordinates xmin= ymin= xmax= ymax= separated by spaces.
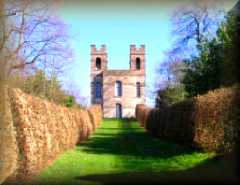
xmin=56 ymin=0 xmax=237 ymax=107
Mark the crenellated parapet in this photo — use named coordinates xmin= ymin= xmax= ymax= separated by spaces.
xmin=90 ymin=44 xmax=146 ymax=118
xmin=130 ymin=44 xmax=146 ymax=71
xmin=130 ymin=44 xmax=145 ymax=55
xmin=91 ymin=44 xmax=107 ymax=55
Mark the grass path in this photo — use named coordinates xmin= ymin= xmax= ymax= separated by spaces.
xmin=36 ymin=119 xmax=218 ymax=185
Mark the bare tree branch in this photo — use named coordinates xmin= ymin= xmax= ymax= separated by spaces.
xmin=1 ymin=0 xmax=73 ymax=79
xmin=170 ymin=1 xmax=226 ymax=59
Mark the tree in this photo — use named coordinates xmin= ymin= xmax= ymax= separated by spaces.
xmin=0 ymin=0 xmax=11 ymax=82
xmin=155 ymin=85 xmax=187 ymax=108
xmin=1 ymin=0 xmax=72 ymax=79
xmin=182 ymin=37 xmax=223 ymax=97
xmin=9 ymin=69 xmax=84 ymax=108
xmin=156 ymin=1 xmax=232 ymax=99
xmin=171 ymin=1 xmax=225 ymax=59
xmin=220 ymin=1 xmax=240 ymax=86
xmin=154 ymin=1 xmax=226 ymax=107
xmin=65 ymin=96 xmax=75 ymax=108
xmin=181 ymin=1 xmax=240 ymax=97
xmin=62 ymin=79 xmax=88 ymax=108
xmin=1 ymin=0 xmax=79 ymax=108
xmin=155 ymin=54 xmax=188 ymax=108
xmin=155 ymin=51 xmax=186 ymax=89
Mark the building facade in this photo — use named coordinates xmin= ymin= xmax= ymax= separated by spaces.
xmin=90 ymin=44 xmax=146 ymax=118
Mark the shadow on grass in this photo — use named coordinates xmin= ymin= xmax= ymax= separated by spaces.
xmin=34 ymin=119 xmax=239 ymax=185
xmin=32 ymin=155 xmax=239 ymax=185
xmin=77 ymin=118 xmax=194 ymax=158
xmin=75 ymin=155 xmax=239 ymax=185
xmin=74 ymin=119 xmax=239 ymax=185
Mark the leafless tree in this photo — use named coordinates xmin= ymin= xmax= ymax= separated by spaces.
xmin=171 ymin=0 xmax=225 ymax=58
xmin=155 ymin=50 xmax=186 ymax=91
xmin=1 ymin=0 xmax=73 ymax=80
xmin=155 ymin=1 xmax=225 ymax=92
xmin=63 ymin=80 xmax=89 ymax=108
xmin=0 ymin=0 xmax=7 ymax=83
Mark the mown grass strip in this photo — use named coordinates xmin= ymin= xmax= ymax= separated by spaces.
xmin=36 ymin=119 xmax=215 ymax=185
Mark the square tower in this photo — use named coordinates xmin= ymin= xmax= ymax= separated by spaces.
xmin=90 ymin=44 xmax=146 ymax=118
xmin=130 ymin=44 xmax=145 ymax=73
xmin=90 ymin=45 xmax=108 ymax=105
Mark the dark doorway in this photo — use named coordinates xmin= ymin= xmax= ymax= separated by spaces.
xmin=116 ymin=103 xmax=122 ymax=118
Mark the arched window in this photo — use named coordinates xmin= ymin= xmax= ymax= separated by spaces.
xmin=136 ymin=57 xmax=141 ymax=70
xmin=95 ymin=81 xmax=102 ymax=98
xmin=116 ymin=103 xmax=122 ymax=118
xmin=96 ymin=57 xmax=101 ymax=70
xmin=115 ymin=81 xmax=122 ymax=97
xmin=136 ymin=82 xmax=141 ymax=97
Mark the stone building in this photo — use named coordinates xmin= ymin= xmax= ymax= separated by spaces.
xmin=90 ymin=44 xmax=146 ymax=118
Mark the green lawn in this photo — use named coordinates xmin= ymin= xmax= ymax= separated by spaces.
xmin=35 ymin=119 xmax=231 ymax=185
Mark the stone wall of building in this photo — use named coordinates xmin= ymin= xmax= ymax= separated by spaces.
xmin=103 ymin=71 xmax=145 ymax=118
xmin=90 ymin=44 xmax=146 ymax=118
xmin=90 ymin=45 xmax=107 ymax=105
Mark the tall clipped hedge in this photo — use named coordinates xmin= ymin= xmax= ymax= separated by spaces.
xmin=193 ymin=85 xmax=239 ymax=153
xmin=0 ymin=87 xmax=102 ymax=184
xmin=136 ymin=85 xmax=240 ymax=154
xmin=0 ymin=85 xmax=18 ymax=185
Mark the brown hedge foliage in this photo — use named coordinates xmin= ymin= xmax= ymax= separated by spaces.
xmin=0 ymin=87 xmax=102 ymax=184
xmin=0 ymin=86 xmax=18 ymax=185
xmin=193 ymin=85 xmax=240 ymax=153
xmin=144 ymin=99 xmax=195 ymax=143
xmin=135 ymin=104 xmax=151 ymax=127
xmin=88 ymin=105 xmax=103 ymax=130
xmin=135 ymin=85 xmax=240 ymax=154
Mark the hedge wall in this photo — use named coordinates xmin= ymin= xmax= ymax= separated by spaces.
xmin=135 ymin=85 xmax=240 ymax=154
xmin=0 ymin=86 xmax=18 ymax=185
xmin=0 ymin=87 xmax=102 ymax=184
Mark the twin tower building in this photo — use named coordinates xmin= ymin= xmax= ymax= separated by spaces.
xmin=90 ymin=44 xmax=146 ymax=118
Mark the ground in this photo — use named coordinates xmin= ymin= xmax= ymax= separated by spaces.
xmin=35 ymin=119 xmax=239 ymax=185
